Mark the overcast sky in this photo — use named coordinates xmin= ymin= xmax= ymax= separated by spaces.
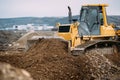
xmin=0 ymin=0 xmax=120 ymax=18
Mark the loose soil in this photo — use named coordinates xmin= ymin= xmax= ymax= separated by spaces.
xmin=0 ymin=38 xmax=120 ymax=80
xmin=0 ymin=30 xmax=25 ymax=51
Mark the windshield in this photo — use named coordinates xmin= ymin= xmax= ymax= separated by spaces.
xmin=80 ymin=7 xmax=98 ymax=30
xmin=80 ymin=8 xmax=87 ymax=22
xmin=79 ymin=6 xmax=102 ymax=35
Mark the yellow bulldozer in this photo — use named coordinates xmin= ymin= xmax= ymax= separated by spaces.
xmin=57 ymin=4 xmax=120 ymax=55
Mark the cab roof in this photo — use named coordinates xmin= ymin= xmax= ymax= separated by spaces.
xmin=82 ymin=4 xmax=108 ymax=7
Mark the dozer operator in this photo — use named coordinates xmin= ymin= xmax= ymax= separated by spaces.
xmin=57 ymin=4 xmax=120 ymax=55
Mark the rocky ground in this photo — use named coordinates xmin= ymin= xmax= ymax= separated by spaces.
xmin=0 ymin=30 xmax=26 ymax=51
xmin=0 ymin=30 xmax=120 ymax=80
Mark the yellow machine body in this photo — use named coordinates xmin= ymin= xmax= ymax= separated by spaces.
xmin=57 ymin=4 xmax=120 ymax=52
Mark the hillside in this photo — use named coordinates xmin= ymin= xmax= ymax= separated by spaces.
xmin=0 ymin=16 xmax=120 ymax=29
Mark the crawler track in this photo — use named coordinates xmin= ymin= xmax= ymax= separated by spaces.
xmin=72 ymin=40 xmax=120 ymax=55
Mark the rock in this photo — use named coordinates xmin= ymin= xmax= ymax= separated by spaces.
xmin=0 ymin=62 xmax=33 ymax=80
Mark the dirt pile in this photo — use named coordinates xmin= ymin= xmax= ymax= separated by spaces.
xmin=85 ymin=51 xmax=120 ymax=79
xmin=0 ymin=38 xmax=120 ymax=80
xmin=12 ymin=31 xmax=56 ymax=51
xmin=21 ymin=38 xmax=78 ymax=80
xmin=105 ymin=53 xmax=120 ymax=67
xmin=0 ymin=38 xmax=84 ymax=80
xmin=20 ymin=38 xmax=120 ymax=80
xmin=12 ymin=31 xmax=39 ymax=50
xmin=0 ymin=62 xmax=33 ymax=80
xmin=0 ymin=30 xmax=23 ymax=51
xmin=0 ymin=30 xmax=22 ymax=44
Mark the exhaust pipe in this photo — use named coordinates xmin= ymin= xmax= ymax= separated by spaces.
xmin=68 ymin=6 xmax=72 ymax=24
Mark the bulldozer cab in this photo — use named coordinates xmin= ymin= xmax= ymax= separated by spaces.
xmin=78 ymin=5 xmax=105 ymax=36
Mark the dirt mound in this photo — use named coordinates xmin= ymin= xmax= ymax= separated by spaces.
xmin=0 ymin=30 xmax=22 ymax=44
xmin=85 ymin=51 xmax=120 ymax=79
xmin=0 ymin=30 xmax=23 ymax=51
xmin=21 ymin=38 xmax=78 ymax=80
xmin=0 ymin=62 xmax=33 ymax=80
xmin=105 ymin=53 xmax=120 ymax=67
xmin=0 ymin=38 xmax=120 ymax=80
xmin=12 ymin=31 xmax=55 ymax=51
xmin=13 ymin=31 xmax=39 ymax=50
xmin=0 ymin=38 xmax=84 ymax=80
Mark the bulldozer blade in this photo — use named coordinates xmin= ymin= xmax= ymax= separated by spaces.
xmin=71 ymin=48 xmax=85 ymax=56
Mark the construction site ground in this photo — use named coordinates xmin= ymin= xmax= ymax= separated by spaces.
xmin=0 ymin=30 xmax=120 ymax=80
